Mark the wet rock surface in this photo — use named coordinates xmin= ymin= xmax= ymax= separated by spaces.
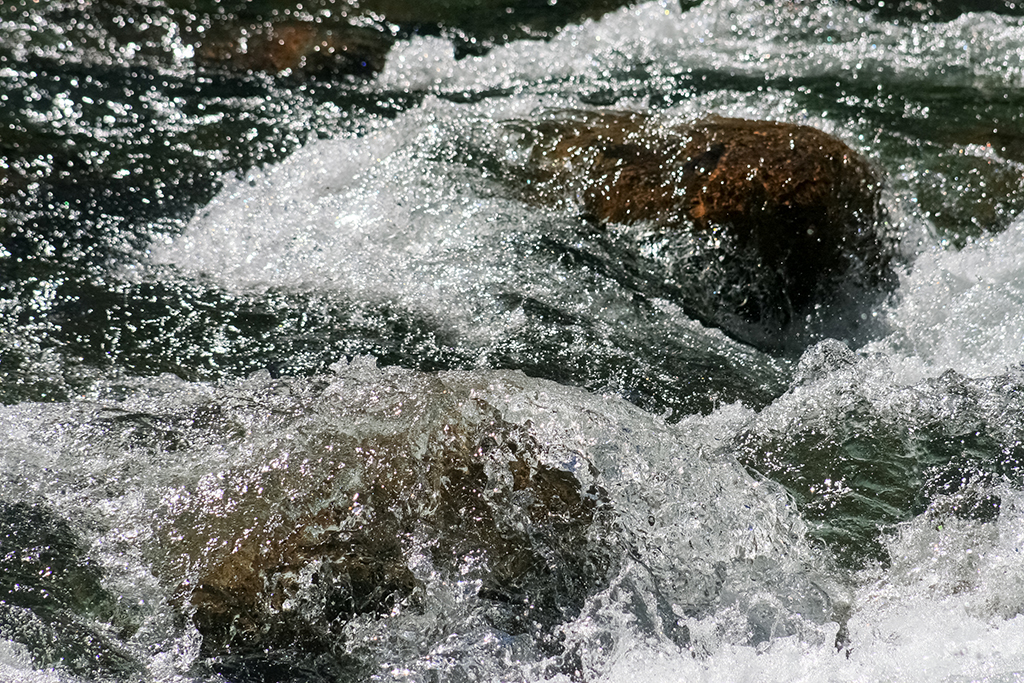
xmin=517 ymin=110 xmax=897 ymax=352
xmin=176 ymin=0 xmax=648 ymax=57
xmin=195 ymin=20 xmax=393 ymax=77
xmin=159 ymin=375 xmax=617 ymax=681
xmin=185 ymin=0 xmax=651 ymax=76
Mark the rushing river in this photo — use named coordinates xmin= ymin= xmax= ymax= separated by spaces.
xmin=2 ymin=0 xmax=1024 ymax=680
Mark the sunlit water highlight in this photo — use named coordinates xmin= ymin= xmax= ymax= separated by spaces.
xmin=2 ymin=0 xmax=1024 ymax=680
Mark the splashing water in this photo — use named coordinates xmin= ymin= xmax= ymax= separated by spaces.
xmin=2 ymin=0 xmax=1024 ymax=680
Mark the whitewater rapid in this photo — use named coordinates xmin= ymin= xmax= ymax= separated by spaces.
xmin=2 ymin=0 xmax=1024 ymax=680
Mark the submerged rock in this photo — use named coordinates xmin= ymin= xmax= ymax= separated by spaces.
xmin=516 ymin=110 xmax=897 ymax=352
xmin=733 ymin=352 xmax=1024 ymax=568
xmin=195 ymin=20 xmax=392 ymax=77
xmin=159 ymin=374 xmax=616 ymax=680
xmin=187 ymin=0 xmax=657 ymax=61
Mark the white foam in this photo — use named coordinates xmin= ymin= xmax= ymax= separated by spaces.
xmin=550 ymin=490 xmax=1024 ymax=683
xmin=376 ymin=0 xmax=1024 ymax=96
xmin=875 ymin=215 xmax=1024 ymax=378
xmin=151 ymin=99 xmax=537 ymax=341
xmin=0 ymin=641 xmax=64 ymax=683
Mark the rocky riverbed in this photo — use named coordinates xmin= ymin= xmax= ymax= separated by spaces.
xmin=2 ymin=0 xmax=1024 ymax=681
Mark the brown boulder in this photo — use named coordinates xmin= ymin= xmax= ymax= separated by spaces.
xmin=160 ymin=402 xmax=615 ymax=679
xmin=519 ymin=110 xmax=896 ymax=351
xmin=196 ymin=20 xmax=392 ymax=77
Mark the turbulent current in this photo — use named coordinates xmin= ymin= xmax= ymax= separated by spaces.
xmin=2 ymin=0 xmax=1024 ymax=680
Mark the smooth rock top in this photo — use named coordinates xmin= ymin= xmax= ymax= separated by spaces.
xmin=520 ymin=110 xmax=897 ymax=352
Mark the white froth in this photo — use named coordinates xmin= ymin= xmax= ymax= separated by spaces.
xmin=152 ymin=100 xmax=530 ymax=335
xmin=377 ymin=0 xmax=1024 ymax=96
xmin=878 ymin=216 xmax=1024 ymax=378
xmin=552 ymin=492 xmax=1024 ymax=683
xmin=0 ymin=641 xmax=63 ymax=683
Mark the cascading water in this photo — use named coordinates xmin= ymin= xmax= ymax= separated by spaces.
xmin=1 ymin=0 xmax=1024 ymax=680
